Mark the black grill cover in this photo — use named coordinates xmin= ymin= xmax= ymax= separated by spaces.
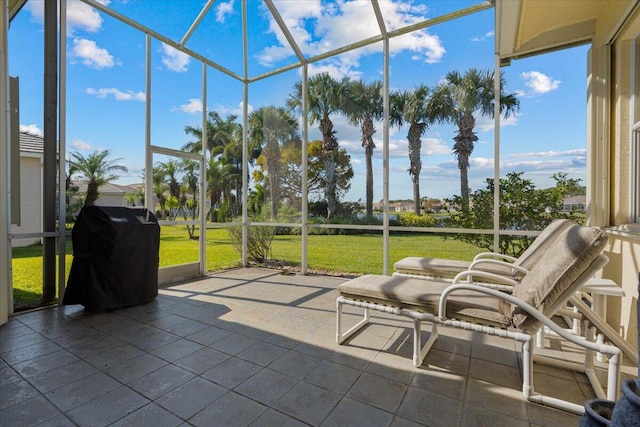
xmin=63 ymin=206 xmax=160 ymax=311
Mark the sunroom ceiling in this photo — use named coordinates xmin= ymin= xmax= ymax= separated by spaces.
xmin=79 ymin=0 xmax=493 ymax=82
xmin=8 ymin=0 xmax=27 ymax=18
xmin=11 ymin=1 xmax=636 ymax=75
xmin=497 ymin=0 xmax=638 ymax=62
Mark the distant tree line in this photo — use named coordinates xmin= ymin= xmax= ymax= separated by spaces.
xmin=170 ymin=67 xmax=520 ymax=223
xmin=66 ymin=69 xmax=561 ymax=238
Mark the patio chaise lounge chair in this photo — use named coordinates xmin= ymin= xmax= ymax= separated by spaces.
xmin=336 ymin=223 xmax=621 ymax=414
xmin=393 ymin=218 xmax=638 ymax=364
xmin=392 ymin=218 xmax=576 ymax=283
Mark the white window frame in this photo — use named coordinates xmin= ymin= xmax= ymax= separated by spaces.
xmin=632 ymin=127 xmax=640 ymax=223
xmin=631 ymin=36 xmax=640 ymax=223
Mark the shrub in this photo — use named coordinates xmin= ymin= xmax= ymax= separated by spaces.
xmin=395 ymin=212 xmax=436 ymax=227
xmin=445 ymin=172 xmax=582 ymax=256
xmin=226 ymin=222 xmax=275 ymax=262
xmin=287 ymin=216 xmax=383 ymax=235
xmin=216 ymin=202 xmax=233 ymax=222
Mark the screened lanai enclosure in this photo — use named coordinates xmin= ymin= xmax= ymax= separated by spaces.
xmin=1 ymin=0 xmax=639 ymax=358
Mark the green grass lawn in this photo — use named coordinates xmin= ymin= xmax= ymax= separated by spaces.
xmin=11 ymin=226 xmax=482 ymax=309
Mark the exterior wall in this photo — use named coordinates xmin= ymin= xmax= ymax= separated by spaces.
xmin=593 ymin=1 xmax=638 ymax=47
xmin=93 ymin=195 xmax=127 ymax=207
xmin=68 ymin=194 xmax=127 ymax=215
xmin=602 ymin=235 xmax=639 ymax=350
xmin=612 ymin=38 xmax=632 ymax=224
xmin=11 ymin=155 xmax=41 ymax=248
xmin=603 ymin=7 xmax=640 ymax=350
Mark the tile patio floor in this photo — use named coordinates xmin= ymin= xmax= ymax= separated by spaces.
xmin=1 ymin=267 xmax=637 ymax=426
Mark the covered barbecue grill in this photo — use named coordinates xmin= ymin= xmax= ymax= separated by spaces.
xmin=63 ymin=206 xmax=160 ymax=311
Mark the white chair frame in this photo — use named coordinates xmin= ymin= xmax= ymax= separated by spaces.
xmin=336 ymin=254 xmax=621 ymax=415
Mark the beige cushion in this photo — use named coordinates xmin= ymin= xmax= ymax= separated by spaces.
xmin=338 ymin=275 xmax=511 ymax=328
xmin=510 ymin=225 xmax=608 ymax=331
xmin=393 ymin=257 xmax=472 ymax=278
xmin=514 ymin=218 xmax=576 ymax=270
xmin=393 ymin=219 xmax=576 ymax=279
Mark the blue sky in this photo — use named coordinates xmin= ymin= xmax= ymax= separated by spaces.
xmin=10 ymin=0 xmax=588 ymax=202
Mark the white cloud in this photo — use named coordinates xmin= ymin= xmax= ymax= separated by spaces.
xmin=514 ymin=89 xmax=526 ymax=98
xmin=67 ymin=0 xmax=110 ymax=33
xmin=470 ymin=157 xmax=494 ymax=168
xmin=307 ymin=60 xmax=363 ymax=81
xmin=19 ymin=124 xmax=43 ymax=136
xmin=259 ymin=0 xmax=445 ymax=73
xmin=510 ymin=148 xmax=587 ymax=158
xmin=25 ymin=0 xmax=110 ymax=34
xmin=70 ymin=139 xmax=94 ymax=151
xmin=476 ymin=112 xmax=519 ymax=132
xmin=216 ymin=0 xmax=235 ymax=23
xmin=521 ymin=71 xmax=561 ymax=94
xmin=385 ymin=142 xmax=588 ymax=199
xmin=161 ymin=44 xmax=191 ymax=72
xmin=421 ymin=137 xmax=450 ymax=156
xmin=461 ymin=150 xmax=586 ymax=181
xmin=388 ymin=140 xmax=408 ymax=159
xmin=336 ymin=138 xmax=361 ymax=152
xmin=171 ymin=98 xmax=203 ymax=114
xmin=71 ymin=38 xmax=117 ymax=69
xmin=373 ymin=1 xmax=445 ymax=63
xmin=86 ymin=87 xmax=145 ymax=101
xmin=501 ymin=158 xmax=583 ymax=174
xmin=391 ymin=32 xmax=445 ymax=64
xmin=470 ymin=31 xmax=494 ymax=42
xmin=387 ymin=135 xmax=450 ymax=160
xmin=214 ymin=101 xmax=254 ymax=117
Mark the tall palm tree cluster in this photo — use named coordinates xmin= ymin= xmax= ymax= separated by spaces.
xmin=67 ymin=68 xmax=519 ymax=223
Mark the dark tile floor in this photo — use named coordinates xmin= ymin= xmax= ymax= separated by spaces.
xmin=1 ymin=268 xmax=636 ymax=426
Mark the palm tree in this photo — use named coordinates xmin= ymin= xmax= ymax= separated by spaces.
xmin=124 ymin=186 xmax=144 ymax=206
xmin=179 ymin=159 xmax=200 ymax=239
xmin=180 ymin=159 xmax=199 ymax=213
xmin=183 ymin=112 xmax=243 ymax=220
xmin=429 ymin=68 xmax=520 ymax=208
xmin=155 ymin=160 xmax=181 ymax=219
xmin=183 ymin=111 xmax=240 ymax=157
xmin=151 ymin=169 xmax=169 ymax=218
xmin=206 ymin=156 xmax=233 ymax=220
xmin=389 ymin=85 xmax=432 ymax=215
xmin=287 ymin=72 xmax=344 ymax=219
xmin=219 ymin=126 xmax=245 ymax=216
xmin=67 ymin=150 xmax=128 ymax=206
xmin=248 ymin=106 xmax=300 ymax=219
xmin=247 ymin=182 xmax=266 ymax=216
xmin=343 ymin=79 xmax=383 ymax=217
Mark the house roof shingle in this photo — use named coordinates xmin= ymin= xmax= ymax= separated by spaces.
xmin=19 ymin=131 xmax=44 ymax=154
xmin=71 ymin=180 xmax=138 ymax=196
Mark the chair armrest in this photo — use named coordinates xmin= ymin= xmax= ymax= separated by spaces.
xmin=468 ymin=259 xmax=530 ymax=276
xmin=452 ymin=269 xmax=518 ymax=289
xmin=437 ymin=283 xmax=621 ymax=356
xmin=472 ymin=252 xmax=518 ymax=263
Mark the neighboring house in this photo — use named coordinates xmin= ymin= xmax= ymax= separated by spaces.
xmin=11 ymin=132 xmax=43 ymax=248
xmin=375 ymin=200 xmax=414 ymax=212
xmin=563 ymin=195 xmax=586 ymax=212
xmin=11 ymin=132 xmax=142 ymax=247
xmin=389 ymin=202 xmax=413 ymax=212
xmin=68 ymin=181 xmax=141 ymax=216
